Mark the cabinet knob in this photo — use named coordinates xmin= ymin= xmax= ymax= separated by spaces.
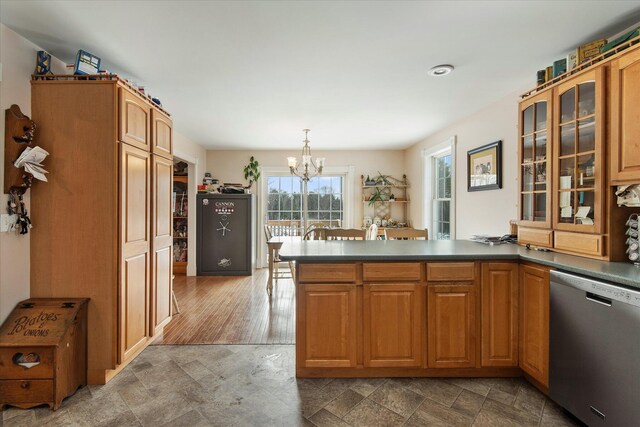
xmin=20 ymin=381 xmax=29 ymax=389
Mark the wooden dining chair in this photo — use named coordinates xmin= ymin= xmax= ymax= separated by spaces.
xmin=303 ymin=227 xmax=328 ymax=240
xmin=384 ymin=228 xmax=429 ymax=240
xmin=325 ymin=228 xmax=367 ymax=240
xmin=264 ymin=225 xmax=294 ymax=283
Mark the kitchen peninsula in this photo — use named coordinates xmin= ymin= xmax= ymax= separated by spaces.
xmin=279 ymin=240 xmax=640 ymax=391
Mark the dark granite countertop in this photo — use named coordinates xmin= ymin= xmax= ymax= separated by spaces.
xmin=279 ymin=240 xmax=640 ymax=290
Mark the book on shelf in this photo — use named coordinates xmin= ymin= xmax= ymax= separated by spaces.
xmin=552 ymin=58 xmax=567 ymax=78
xmin=566 ymin=49 xmax=579 ymax=71
xmin=601 ymin=28 xmax=640 ymax=54
xmin=578 ymin=38 xmax=607 ymax=63
xmin=544 ymin=66 xmax=553 ymax=82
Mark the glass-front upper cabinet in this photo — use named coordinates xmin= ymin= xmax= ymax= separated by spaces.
xmin=553 ymin=67 xmax=604 ymax=234
xmin=519 ymin=90 xmax=552 ymax=229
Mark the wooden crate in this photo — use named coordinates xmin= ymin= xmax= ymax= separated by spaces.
xmin=0 ymin=298 xmax=88 ymax=410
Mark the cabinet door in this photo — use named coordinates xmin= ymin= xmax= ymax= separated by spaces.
xmin=610 ymin=46 xmax=640 ymax=184
xmin=151 ymin=109 xmax=173 ymax=158
xmin=297 ymin=284 xmax=357 ymax=368
xmin=363 ymin=283 xmax=422 ymax=367
xmin=519 ymin=90 xmax=552 ymax=231
xmin=119 ymin=143 xmax=150 ymax=363
xmin=151 ymin=155 xmax=173 ymax=336
xmin=552 ymin=67 xmax=604 ymax=235
xmin=427 ymin=283 xmax=477 ymax=368
xmin=519 ymin=264 xmax=550 ymax=387
xmin=119 ymin=88 xmax=150 ymax=150
xmin=481 ymin=263 xmax=519 ymax=367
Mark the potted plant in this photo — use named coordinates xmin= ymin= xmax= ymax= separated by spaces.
xmin=368 ymin=187 xmax=385 ymax=206
xmin=375 ymin=172 xmax=392 ymax=186
xmin=243 ymin=156 xmax=261 ymax=191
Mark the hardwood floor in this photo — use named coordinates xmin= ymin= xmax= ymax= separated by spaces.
xmin=155 ymin=268 xmax=296 ymax=345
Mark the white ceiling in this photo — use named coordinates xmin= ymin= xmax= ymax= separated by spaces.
xmin=2 ymin=1 xmax=640 ymax=150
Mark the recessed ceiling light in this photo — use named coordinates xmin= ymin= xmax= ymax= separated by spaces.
xmin=428 ymin=64 xmax=454 ymax=77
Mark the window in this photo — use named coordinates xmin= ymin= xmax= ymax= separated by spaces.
xmin=423 ymin=136 xmax=455 ymax=240
xmin=433 ymin=153 xmax=452 ymax=240
xmin=266 ymin=175 xmax=344 ymax=228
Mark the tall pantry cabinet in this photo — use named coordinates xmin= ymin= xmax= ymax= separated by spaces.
xmin=30 ymin=76 xmax=174 ymax=384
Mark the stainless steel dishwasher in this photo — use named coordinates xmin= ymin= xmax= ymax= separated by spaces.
xmin=550 ymin=270 xmax=640 ymax=426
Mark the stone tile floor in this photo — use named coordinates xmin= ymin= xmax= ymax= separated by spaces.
xmin=1 ymin=345 xmax=581 ymax=426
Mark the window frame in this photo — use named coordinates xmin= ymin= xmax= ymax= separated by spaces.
xmin=258 ymin=165 xmax=355 ymax=267
xmin=422 ymin=136 xmax=456 ymax=240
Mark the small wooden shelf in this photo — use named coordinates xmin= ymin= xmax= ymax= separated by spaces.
xmin=173 ymin=170 xmax=189 ymax=274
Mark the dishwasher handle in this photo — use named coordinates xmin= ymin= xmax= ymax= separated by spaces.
xmin=586 ymin=292 xmax=612 ymax=307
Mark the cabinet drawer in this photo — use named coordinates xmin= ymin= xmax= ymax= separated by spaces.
xmin=363 ymin=263 xmax=421 ymax=281
xmin=554 ymin=231 xmax=604 ymax=257
xmin=0 ymin=379 xmax=53 ymax=403
xmin=426 ymin=262 xmax=475 ymax=281
xmin=518 ymin=227 xmax=553 ymax=248
xmin=298 ymin=263 xmax=357 ymax=283
xmin=0 ymin=347 xmax=54 ymax=379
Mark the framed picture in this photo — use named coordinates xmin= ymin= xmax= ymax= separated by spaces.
xmin=467 ymin=140 xmax=502 ymax=191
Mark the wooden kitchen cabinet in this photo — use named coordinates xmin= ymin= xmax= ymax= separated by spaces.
xmin=297 ymin=284 xmax=357 ymax=368
xmin=518 ymin=90 xmax=553 ymax=234
xmin=151 ymin=155 xmax=174 ymax=336
xmin=610 ymin=45 xmax=640 ymax=184
xmin=363 ymin=283 xmax=422 ymax=367
xmin=119 ymin=88 xmax=150 ymax=150
xmin=119 ymin=143 xmax=150 ymax=363
xmin=481 ymin=263 xmax=519 ymax=367
xmin=552 ymin=67 xmax=605 ymax=237
xmin=30 ymin=76 xmax=174 ymax=383
xmin=151 ymin=109 xmax=173 ymax=158
xmin=427 ymin=283 xmax=477 ymax=368
xmin=519 ymin=264 xmax=550 ymax=388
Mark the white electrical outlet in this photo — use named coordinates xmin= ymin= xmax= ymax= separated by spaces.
xmin=0 ymin=214 xmax=17 ymax=232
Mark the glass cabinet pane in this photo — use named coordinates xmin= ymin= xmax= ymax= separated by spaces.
xmin=522 ymin=165 xmax=533 ymax=192
xmin=559 ymin=157 xmax=575 ymax=189
xmin=523 ymin=105 xmax=533 ymax=135
xmin=535 ymin=131 xmax=547 ymax=160
xmin=576 ymin=191 xmax=595 ymax=224
xmin=558 ymin=191 xmax=574 ymax=224
xmin=560 ymin=124 xmax=575 ymax=156
xmin=522 ymin=194 xmax=533 ymax=221
xmin=535 ymin=163 xmax=547 ymax=190
xmin=578 ymin=117 xmax=595 ymax=153
xmin=535 ymin=102 xmax=547 ymax=130
xmin=523 ymin=135 xmax=534 ymax=163
xmin=560 ymin=88 xmax=576 ymax=123
xmin=577 ymin=154 xmax=595 ymax=188
xmin=577 ymin=82 xmax=595 ymax=118
xmin=535 ymin=193 xmax=547 ymax=221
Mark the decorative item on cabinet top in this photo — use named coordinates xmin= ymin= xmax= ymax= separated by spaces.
xmin=522 ymin=33 xmax=640 ymax=98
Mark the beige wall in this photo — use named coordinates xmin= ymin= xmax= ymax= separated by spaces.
xmin=0 ymin=24 xmax=67 ymax=322
xmin=405 ymin=90 xmax=522 ymax=239
xmin=206 ymin=149 xmax=406 ymax=227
